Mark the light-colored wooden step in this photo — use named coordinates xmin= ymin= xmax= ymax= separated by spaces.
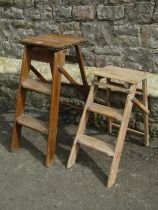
xmin=92 ymin=65 xmax=149 ymax=84
xmin=21 ymin=79 xmax=51 ymax=95
xmin=87 ymin=103 xmax=123 ymax=121
xmin=93 ymin=81 xmax=142 ymax=95
xmin=16 ymin=114 xmax=48 ymax=135
xmin=77 ymin=134 xmax=115 ymax=156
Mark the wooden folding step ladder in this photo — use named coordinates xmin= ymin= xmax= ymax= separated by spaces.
xmin=67 ymin=65 xmax=150 ymax=188
xmin=11 ymin=34 xmax=89 ymax=167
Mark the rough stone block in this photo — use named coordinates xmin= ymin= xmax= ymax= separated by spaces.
xmin=148 ymin=25 xmax=158 ymax=49
xmin=54 ymin=6 xmax=72 ymax=21
xmin=64 ymin=0 xmax=101 ymax=6
xmin=148 ymin=49 xmax=158 ymax=72
xmin=61 ymin=22 xmax=80 ymax=33
xmin=95 ymin=54 xmax=106 ymax=67
xmin=73 ymin=6 xmax=95 ymax=20
xmin=114 ymin=25 xmax=140 ymax=36
xmin=81 ymin=47 xmax=95 ymax=66
xmin=125 ymin=2 xmax=154 ymax=24
xmin=0 ymin=20 xmax=14 ymax=41
xmin=82 ymin=22 xmax=113 ymax=46
xmin=122 ymin=47 xmax=150 ymax=71
xmin=35 ymin=21 xmax=60 ymax=34
xmin=141 ymin=25 xmax=150 ymax=47
xmin=94 ymin=46 xmax=124 ymax=56
xmin=0 ymin=0 xmax=13 ymax=5
xmin=5 ymin=7 xmax=23 ymax=19
xmin=24 ymin=9 xmax=40 ymax=20
xmin=97 ymin=5 xmax=124 ymax=20
xmin=0 ymin=7 xmax=4 ymax=18
xmin=14 ymin=0 xmax=34 ymax=8
xmin=40 ymin=6 xmax=52 ymax=20
xmin=114 ymin=36 xmax=141 ymax=47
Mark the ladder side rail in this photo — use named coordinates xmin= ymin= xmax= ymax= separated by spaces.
xmin=107 ymin=84 xmax=137 ymax=188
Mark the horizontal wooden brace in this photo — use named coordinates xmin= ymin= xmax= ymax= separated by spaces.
xmin=112 ymin=123 xmax=145 ymax=136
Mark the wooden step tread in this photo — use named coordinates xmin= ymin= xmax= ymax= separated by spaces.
xmin=92 ymin=65 xmax=149 ymax=84
xmin=16 ymin=114 xmax=48 ymax=135
xmin=21 ymin=79 xmax=51 ymax=95
xmin=77 ymin=134 xmax=115 ymax=156
xmin=87 ymin=103 xmax=123 ymax=121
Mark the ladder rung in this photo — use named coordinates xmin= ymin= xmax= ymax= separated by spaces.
xmin=77 ymin=134 xmax=114 ymax=156
xmin=16 ymin=114 xmax=48 ymax=135
xmin=77 ymin=134 xmax=115 ymax=156
xmin=87 ymin=103 xmax=123 ymax=121
xmin=93 ymin=81 xmax=131 ymax=93
xmin=21 ymin=79 xmax=51 ymax=95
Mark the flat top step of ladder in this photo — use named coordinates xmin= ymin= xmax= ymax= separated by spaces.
xmin=92 ymin=65 xmax=149 ymax=84
xmin=77 ymin=134 xmax=115 ymax=157
xmin=87 ymin=103 xmax=123 ymax=121
xmin=22 ymin=34 xmax=86 ymax=49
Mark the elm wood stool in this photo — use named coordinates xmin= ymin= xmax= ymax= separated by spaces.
xmin=67 ymin=65 xmax=150 ymax=188
xmin=11 ymin=34 xmax=89 ymax=167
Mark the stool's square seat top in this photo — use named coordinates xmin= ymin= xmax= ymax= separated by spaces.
xmin=21 ymin=34 xmax=86 ymax=49
xmin=93 ymin=66 xmax=149 ymax=84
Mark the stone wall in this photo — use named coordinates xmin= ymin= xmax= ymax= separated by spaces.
xmin=0 ymin=0 xmax=158 ymax=71
xmin=0 ymin=0 xmax=158 ymax=146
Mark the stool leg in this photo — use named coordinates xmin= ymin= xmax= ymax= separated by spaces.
xmin=106 ymin=78 xmax=113 ymax=134
xmin=142 ymin=79 xmax=149 ymax=146
xmin=11 ymin=46 xmax=31 ymax=151
xmin=75 ymin=45 xmax=89 ymax=98
xmin=46 ymin=51 xmax=64 ymax=167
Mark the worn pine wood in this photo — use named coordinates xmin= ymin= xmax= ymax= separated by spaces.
xmin=12 ymin=34 xmax=89 ymax=167
xmin=93 ymin=66 xmax=149 ymax=84
xmin=107 ymin=84 xmax=137 ymax=188
xmin=17 ymin=114 xmax=48 ymax=135
xmin=22 ymin=34 xmax=86 ymax=49
xmin=67 ymin=84 xmax=97 ymax=168
xmin=59 ymin=66 xmax=86 ymax=96
xmin=112 ymin=123 xmax=145 ymax=136
xmin=106 ymin=78 xmax=113 ymax=134
xmin=67 ymin=65 xmax=149 ymax=188
xmin=30 ymin=65 xmax=48 ymax=83
xmin=142 ymin=79 xmax=150 ymax=146
xmin=11 ymin=46 xmax=31 ymax=151
xmin=87 ymin=103 xmax=123 ymax=121
xmin=22 ymin=79 xmax=51 ymax=95
xmin=77 ymin=134 xmax=115 ymax=156
xmin=75 ymin=45 xmax=89 ymax=97
xmin=46 ymin=51 xmax=64 ymax=167
xmin=30 ymin=47 xmax=54 ymax=63
xmin=132 ymin=97 xmax=149 ymax=114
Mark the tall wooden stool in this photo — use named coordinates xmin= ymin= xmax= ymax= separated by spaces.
xmin=67 ymin=65 xmax=150 ymax=188
xmin=11 ymin=34 xmax=89 ymax=167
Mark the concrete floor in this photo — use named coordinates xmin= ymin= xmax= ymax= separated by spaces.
xmin=0 ymin=110 xmax=158 ymax=210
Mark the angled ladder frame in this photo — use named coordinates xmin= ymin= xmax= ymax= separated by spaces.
xmin=67 ymin=66 xmax=149 ymax=188
xmin=11 ymin=34 xmax=89 ymax=167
